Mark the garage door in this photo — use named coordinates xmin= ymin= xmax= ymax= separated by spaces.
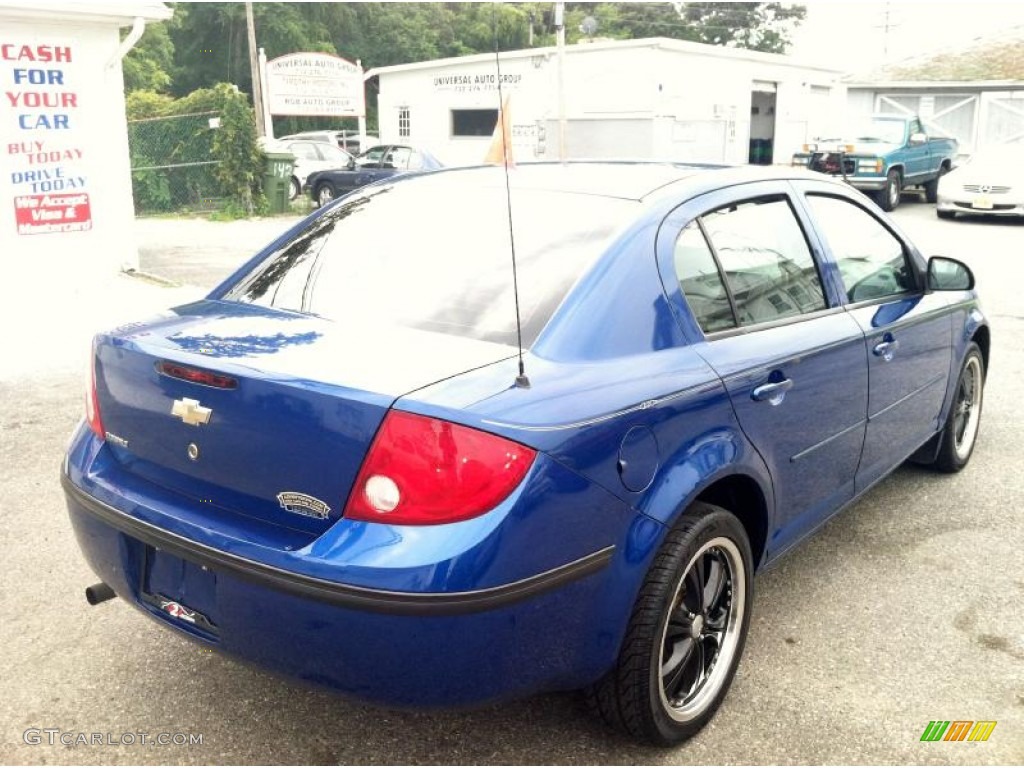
xmin=876 ymin=93 xmax=977 ymax=152
xmin=980 ymin=91 xmax=1024 ymax=146
xmin=549 ymin=118 xmax=654 ymax=159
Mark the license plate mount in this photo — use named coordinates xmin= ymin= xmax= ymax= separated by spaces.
xmin=140 ymin=546 xmax=219 ymax=636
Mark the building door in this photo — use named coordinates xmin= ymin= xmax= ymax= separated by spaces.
xmin=749 ymin=82 xmax=777 ymax=165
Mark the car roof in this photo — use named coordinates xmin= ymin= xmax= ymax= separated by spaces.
xmin=408 ymin=162 xmax=836 ymax=202
xmin=280 ymin=132 xmax=352 ymax=144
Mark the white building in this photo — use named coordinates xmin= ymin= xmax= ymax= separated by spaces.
xmin=0 ymin=0 xmax=171 ymax=287
xmin=847 ymin=81 xmax=1024 ymax=159
xmin=844 ymin=30 xmax=1024 ymax=158
xmin=367 ymin=37 xmax=846 ymax=168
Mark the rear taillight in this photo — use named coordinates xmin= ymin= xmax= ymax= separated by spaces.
xmin=85 ymin=341 xmax=104 ymax=440
xmin=343 ymin=411 xmax=536 ymax=525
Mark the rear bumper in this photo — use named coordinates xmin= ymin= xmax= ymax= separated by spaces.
xmin=62 ymin=431 xmax=659 ymax=707
xmin=63 ymin=474 xmax=613 ymax=616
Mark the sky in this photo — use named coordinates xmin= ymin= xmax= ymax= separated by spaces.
xmin=790 ymin=0 xmax=1024 ymax=74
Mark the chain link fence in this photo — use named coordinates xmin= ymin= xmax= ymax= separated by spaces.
xmin=127 ymin=112 xmax=222 ymax=214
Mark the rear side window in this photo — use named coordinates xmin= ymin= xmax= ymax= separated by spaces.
xmin=674 ymin=222 xmax=736 ymax=333
xmin=672 ymin=196 xmax=826 ymax=334
xmin=805 ymin=195 xmax=915 ymax=303
xmin=289 ymin=142 xmax=321 ymax=161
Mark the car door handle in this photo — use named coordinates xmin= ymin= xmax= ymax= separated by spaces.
xmin=873 ymin=338 xmax=900 ymax=361
xmin=751 ymin=378 xmax=794 ymax=404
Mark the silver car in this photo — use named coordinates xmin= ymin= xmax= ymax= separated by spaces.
xmin=937 ymin=144 xmax=1024 ymax=219
xmin=273 ymin=139 xmax=354 ymax=201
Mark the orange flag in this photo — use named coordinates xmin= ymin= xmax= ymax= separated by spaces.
xmin=484 ymin=95 xmax=514 ymax=168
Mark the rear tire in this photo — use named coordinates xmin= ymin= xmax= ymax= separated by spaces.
xmin=924 ymin=164 xmax=947 ymax=204
xmin=316 ymin=183 xmax=335 ymax=207
xmin=874 ymin=169 xmax=902 ymax=211
xmin=586 ymin=502 xmax=753 ymax=745
xmin=931 ymin=343 xmax=985 ymax=473
xmin=288 ymin=177 xmax=300 ymax=201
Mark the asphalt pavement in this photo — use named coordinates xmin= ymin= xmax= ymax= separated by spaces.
xmin=1 ymin=198 xmax=1022 ymax=764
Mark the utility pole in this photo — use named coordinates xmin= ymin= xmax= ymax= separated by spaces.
xmin=245 ymin=1 xmax=266 ymax=138
xmin=555 ymin=1 xmax=566 ymax=161
xmin=871 ymin=0 xmax=902 ymax=63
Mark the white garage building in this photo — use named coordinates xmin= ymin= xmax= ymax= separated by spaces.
xmin=367 ymin=37 xmax=845 ymax=167
xmin=845 ymin=31 xmax=1024 ymax=157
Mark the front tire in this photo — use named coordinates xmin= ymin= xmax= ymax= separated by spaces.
xmin=937 ymin=209 xmax=956 ymax=220
xmin=586 ymin=502 xmax=753 ymax=745
xmin=874 ymin=169 xmax=902 ymax=211
xmin=932 ymin=343 xmax=985 ymax=472
xmin=288 ymin=177 xmax=300 ymax=201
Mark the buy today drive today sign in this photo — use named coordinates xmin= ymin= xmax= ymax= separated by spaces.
xmin=265 ymin=52 xmax=365 ymax=118
xmin=2 ymin=40 xmax=92 ymax=236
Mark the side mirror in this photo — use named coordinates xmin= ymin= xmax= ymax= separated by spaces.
xmin=909 ymin=132 xmax=928 ymax=146
xmin=928 ymin=256 xmax=974 ymax=291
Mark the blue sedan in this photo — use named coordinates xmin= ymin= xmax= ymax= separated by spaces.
xmin=63 ymin=163 xmax=988 ymax=745
xmin=305 ymin=143 xmax=443 ymax=206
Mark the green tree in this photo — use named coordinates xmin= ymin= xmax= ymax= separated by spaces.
xmin=122 ymin=21 xmax=174 ymax=92
xmin=211 ymin=83 xmax=264 ymax=214
xmin=678 ymin=2 xmax=807 ymax=53
xmin=528 ymin=3 xmax=805 ymax=52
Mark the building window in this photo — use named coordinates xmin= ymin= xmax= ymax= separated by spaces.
xmin=398 ymin=106 xmax=411 ymax=138
xmin=451 ymin=109 xmax=498 ymax=137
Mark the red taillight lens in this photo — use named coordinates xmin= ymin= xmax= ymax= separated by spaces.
xmin=344 ymin=411 xmax=537 ymax=525
xmin=85 ymin=342 xmax=104 ymax=440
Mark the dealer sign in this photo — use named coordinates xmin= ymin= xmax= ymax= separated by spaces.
xmin=265 ymin=52 xmax=365 ymax=118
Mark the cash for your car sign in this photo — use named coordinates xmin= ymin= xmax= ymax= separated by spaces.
xmin=265 ymin=53 xmax=365 ymax=117
xmin=2 ymin=41 xmax=91 ymax=235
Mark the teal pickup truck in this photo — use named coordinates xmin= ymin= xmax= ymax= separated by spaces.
xmin=792 ymin=114 xmax=958 ymax=211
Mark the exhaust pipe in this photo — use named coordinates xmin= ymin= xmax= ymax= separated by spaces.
xmin=85 ymin=583 xmax=116 ymax=605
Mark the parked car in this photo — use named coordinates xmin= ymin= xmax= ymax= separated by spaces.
xmin=305 ymin=144 xmax=443 ymax=206
xmin=936 ymin=143 xmax=1024 ymax=219
xmin=64 ymin=163 xmax=988 ymax=746
xmin=270 ymin=138 xmax=352 ymax=201
xmin=792 ymin=114 xmax=958 ymax=211
xmin=280 ymin=130 xmax=379 ymax=155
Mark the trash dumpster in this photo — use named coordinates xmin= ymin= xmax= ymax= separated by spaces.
xmin=263 ymin=151 xmax=295 ymax=214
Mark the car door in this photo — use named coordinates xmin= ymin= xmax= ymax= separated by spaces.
xmin=330 ymin=146 xmax=386 ymax=194
xmin=796 ymin=187 xmax=952 ymax=491
xmin=351 ymin=145 xmax=391 ymax=189
xmin=903 ymin=118 xmax=931 ymax=182
xmin=659 ymin=182 xmax=869 ymax=559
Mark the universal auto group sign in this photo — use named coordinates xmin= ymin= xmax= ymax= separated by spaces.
xmin=2 ymin=41 xmax=91 ymax=235
xmin=265 ymin=53 xmax=365 ymax=117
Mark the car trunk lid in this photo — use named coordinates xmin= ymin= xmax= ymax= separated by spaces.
xmin=94 ymin=300 xmax=514 ymax=536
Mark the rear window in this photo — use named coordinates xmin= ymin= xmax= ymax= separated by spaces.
xmin=224 ymin=173 xmax=635 ymax=346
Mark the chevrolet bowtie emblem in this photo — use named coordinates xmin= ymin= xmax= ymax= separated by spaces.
xmin=171 ymin=397 xmax=212 ymax=426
